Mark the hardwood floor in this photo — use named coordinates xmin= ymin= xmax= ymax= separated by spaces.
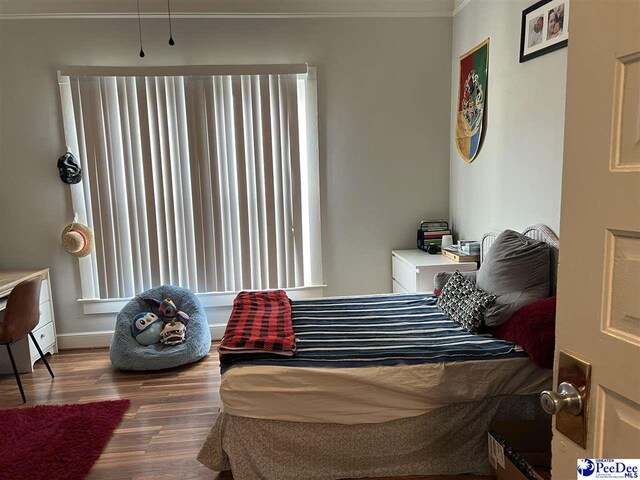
xmin=0 ymin=348 xmax=489 ymax=480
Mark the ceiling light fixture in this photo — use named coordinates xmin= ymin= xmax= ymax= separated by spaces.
xmin=167 ymin=0 xmax=175 ymax=46
xmin=137 ymin=0 xmax=145 ymax=57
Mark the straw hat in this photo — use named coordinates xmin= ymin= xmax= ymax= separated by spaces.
xmin=61 ymin=223 xmax=95 ymax=258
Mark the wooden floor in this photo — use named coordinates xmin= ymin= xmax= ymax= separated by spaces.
xmin=0 ymin=348 xmax=489 ymax=480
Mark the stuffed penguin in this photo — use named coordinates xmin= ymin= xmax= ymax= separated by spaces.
xmin=131 ymin=312 xmax=164 ymax=346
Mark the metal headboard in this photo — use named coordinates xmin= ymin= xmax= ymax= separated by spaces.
xmin=481 ymin=224 xmax=560 ymax=296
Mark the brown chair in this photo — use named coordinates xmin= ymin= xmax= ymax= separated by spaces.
xmin=0 ymin=277 xmax=54 ymax=403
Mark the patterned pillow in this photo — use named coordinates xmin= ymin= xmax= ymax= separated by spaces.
xmin=437 ymin=271 xmax=497 ymax=333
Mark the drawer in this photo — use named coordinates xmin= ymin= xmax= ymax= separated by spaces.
xmin=392 ymin=255 xmax=417 ymax=292
xmin=39 ymin=278 xmax=50 ymax=304
xmin=392 ymin=279 xmax=409 ymax=294
xmin=36 ymin=301 xmax=53 ymax=331
xmin=30 ymin=321 xmax=55 ymax=355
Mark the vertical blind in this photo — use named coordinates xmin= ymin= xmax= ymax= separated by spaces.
xmin=59 ymin=68 xmax=322 ymax=300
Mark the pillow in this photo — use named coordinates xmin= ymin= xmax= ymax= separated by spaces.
xmin=437 ymin=271 xmax=497 ymax=333
xmin=477 ymin=230 xmax=551 ymax=327
xmin=490 ymin=297 xmax=556 ymax=369
xmin=434 ymin=271 xmax=477 ymax=293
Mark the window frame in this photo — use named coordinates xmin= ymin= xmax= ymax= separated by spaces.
xmin=58 ymin=65 xmax=323 ymax=313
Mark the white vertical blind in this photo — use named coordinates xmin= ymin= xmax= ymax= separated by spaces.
xmin=59 ymin=68 xmax=321 ymax=299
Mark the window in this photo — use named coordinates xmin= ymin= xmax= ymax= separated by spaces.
xmin=58 ymin=65 xmax=322 ymax=300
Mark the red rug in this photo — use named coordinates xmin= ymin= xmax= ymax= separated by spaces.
xmin=0 ymin=399 xmax=130 ymax=480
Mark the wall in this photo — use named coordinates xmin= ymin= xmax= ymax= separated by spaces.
xmin=0 ymin=17 xmax=452 ymax=341
xmin=450 ymin=0 xmax=566 ymax=241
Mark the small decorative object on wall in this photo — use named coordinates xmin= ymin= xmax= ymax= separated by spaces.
xmin=57 ymin=151 xmax=82 ymax=184
xmin=455 ymin=38 xmax=489 ymax=163
xmin=520 ymin=0 xmax=569 ymax=63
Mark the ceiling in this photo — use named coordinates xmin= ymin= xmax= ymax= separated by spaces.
xmin=0 ymin=0 xmax=469 ymax=19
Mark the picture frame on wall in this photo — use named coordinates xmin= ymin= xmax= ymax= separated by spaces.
xmin=520 ymin=0 xmax=569 ymax=63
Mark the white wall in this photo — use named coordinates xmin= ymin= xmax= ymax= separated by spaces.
xmin=0 ymin=17 xmax=452 ymax=340
xmin=450 ymin=0 xmax=566 ymax=240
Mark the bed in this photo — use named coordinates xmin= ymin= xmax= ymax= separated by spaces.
xmin=198 ymin=225 xmax=559 ymax=480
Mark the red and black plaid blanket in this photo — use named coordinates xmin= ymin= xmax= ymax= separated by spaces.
xmin=218 ymin=290 xmax=296 ymax=362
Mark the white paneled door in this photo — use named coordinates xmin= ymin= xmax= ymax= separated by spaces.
xmin=550 ymin=0 xmax=640 ymax=477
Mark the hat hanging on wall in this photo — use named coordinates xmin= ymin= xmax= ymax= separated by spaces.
xmin=57 ymin=152 xmax=82 ymax=184
xmin=61 ymin=223 xmax=95 ymax=258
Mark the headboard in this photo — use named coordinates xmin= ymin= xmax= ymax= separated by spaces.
xmin=481 ymin=224 xmax=560 ymax=296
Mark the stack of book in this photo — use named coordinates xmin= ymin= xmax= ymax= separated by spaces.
xmin=442 ymin=245 xmax=480 ymax=263
xmin=417 ymin=220 xmax=450 ymax=252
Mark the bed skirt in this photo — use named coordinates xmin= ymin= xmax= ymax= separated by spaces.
xmin=197 ymin=394 xmax=545 ymax=480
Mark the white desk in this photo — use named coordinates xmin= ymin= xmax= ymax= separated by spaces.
xmin=391 ymin=250 xmax=477 ymax=293
xmin=0 ymin=269 xmax=58 ymax=374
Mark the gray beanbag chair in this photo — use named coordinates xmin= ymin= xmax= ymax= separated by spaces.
xmin=109 ymin=285 xmax=211 ymax=371
xmin=476 ymin=230 xmax=551 ymax=327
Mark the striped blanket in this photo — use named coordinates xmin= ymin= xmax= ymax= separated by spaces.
xmin=221 ymin=293 xmax=524 ymax=373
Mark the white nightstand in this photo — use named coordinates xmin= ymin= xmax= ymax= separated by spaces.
xmin=391 ymin=250 xmax=477 ymax=293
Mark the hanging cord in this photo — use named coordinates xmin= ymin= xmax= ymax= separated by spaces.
xmin=137 ymin=0 xmax=145 ymax=57
xmin=167 ymin=0 xmax=175 ymax=45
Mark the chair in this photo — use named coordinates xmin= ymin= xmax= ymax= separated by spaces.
xmin=109 ymin=285 xmax=211 ymax=371
xmin=0 ymin=277 xmax=55 ymax=403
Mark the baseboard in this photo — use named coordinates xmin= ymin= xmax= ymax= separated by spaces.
xmin=57 ymin=331 xmax=114 ymax=349
xmin=57 ymin=324 xmax=226 ymax=350
xmin=209 ymin=323 xmax=226 ymax=340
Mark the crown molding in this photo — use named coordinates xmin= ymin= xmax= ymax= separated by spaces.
xmin=452 ymin=0 xmax=472 ymax=16
xmin=0 ymin=0 xmax=455 ymax=19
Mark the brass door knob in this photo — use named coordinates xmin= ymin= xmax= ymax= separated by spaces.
xmin=540 ymin=381 xmax=584 ymax=415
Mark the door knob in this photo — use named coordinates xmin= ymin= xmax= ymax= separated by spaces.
xmin=540 ymin=381 xmax=584 ymax=415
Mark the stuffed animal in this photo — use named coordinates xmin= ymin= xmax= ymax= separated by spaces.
xmin=160 ymin=320 xmax=187 ymax=345
xmin=131 ymin=312 xmax=164 ymax=346
xmin=142 ymin=298 xmax=190 ymax=323
xmin=139 ymin=297 xmax=190 ymax=347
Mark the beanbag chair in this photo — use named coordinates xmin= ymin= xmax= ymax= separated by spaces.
xmin=109 ymin=285 xmax=211 ymax=371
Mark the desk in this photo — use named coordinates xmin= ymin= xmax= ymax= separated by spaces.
xmin=0 ymin=269 xmax=58 ymax=374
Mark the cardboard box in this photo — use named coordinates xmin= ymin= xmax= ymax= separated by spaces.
xmin=488 ymin=420 xmax=552 ymax=480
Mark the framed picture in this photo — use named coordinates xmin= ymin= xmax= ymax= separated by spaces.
xmin=520 ymin=0 xmax=569 ymax=63
xmin=455 ymin=38 xmax=489 ymax=163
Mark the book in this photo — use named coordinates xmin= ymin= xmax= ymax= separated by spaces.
xmin=423 ymin=230 xmax=451 ymax=238
xmin=442 ymin=246 xmax=480 ymax=263
xmin=420 ymin=220 xmax=449 ymax=230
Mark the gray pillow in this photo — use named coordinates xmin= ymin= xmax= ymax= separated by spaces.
xmin=477 ymin=229 xmax=551 ymax=327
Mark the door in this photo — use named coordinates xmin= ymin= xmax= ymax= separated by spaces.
xmin=550 ymin=0 xmax=640 ymax=477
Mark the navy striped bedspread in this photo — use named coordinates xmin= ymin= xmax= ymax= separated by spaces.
xmin=220 ymin=293 xmax=525 ymax=373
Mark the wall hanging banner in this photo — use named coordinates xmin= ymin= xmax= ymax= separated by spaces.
xmin=456 ymin=38 xmax=489 ymax=163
